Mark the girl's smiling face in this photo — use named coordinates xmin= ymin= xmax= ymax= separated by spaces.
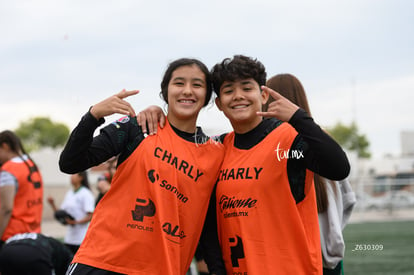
xmin=167 ymin=64 xmax=207 ymax=129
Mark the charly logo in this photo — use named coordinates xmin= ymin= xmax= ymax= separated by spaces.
xmin=131 ymin=198 xmax=156 ymax=222
xmin=153 ymin=147 xmax=204 ymax=182
xmin=218 ymin=167 xmax=263 ymax=181
xmin=274 ymin=142 xmax=304 ymax=161
xmin=111 ymin=116 xmax=130 ymax=129
xmin=230 ymin=235 xmax=245 ymax=268
xmin=147 ymin=169 xmax=189 ymax=203
xmin=117 ymin=116 xmax=130 ymax=123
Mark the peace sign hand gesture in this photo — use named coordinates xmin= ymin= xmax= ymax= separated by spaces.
xmin=257 ymin=86 xmax=299 ymax=122
xmin=90 ymin=89 xmax=139 ymax=119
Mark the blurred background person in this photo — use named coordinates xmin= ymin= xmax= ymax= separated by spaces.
xmin=0 ymin=130 xmax=43 ymax=245
xmin=47 ymin=171 xmax=95 ymax=254
xmin=95 ymin=156 xmax=117 ymax=206
xmin=265 ymin=73 xmax=356 ymax=275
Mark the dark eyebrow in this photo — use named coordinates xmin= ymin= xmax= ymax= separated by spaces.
xmin=241 ymin=80 xmax=254 ymax=85
xmin=192 ymin=78 xmax=205 ymax=83
xmin=172 ymin=77 xmax=185 ymax=82
xmin=222 ymin=82 xmax=233 ymax=89
xmin=172 ymin=77 xmax=205 ymax=84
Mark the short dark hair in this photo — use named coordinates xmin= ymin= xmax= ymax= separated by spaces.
xmin=160 ymin=58 xmax=212 ymax=106
xmin=211 ymin=55 xmax=267 ymax=97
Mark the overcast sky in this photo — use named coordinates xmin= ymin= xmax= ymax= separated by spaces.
xmin=1 ymin=0 xmax=413 ymax=158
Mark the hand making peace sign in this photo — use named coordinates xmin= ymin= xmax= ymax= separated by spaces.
xmin=257 ymin=86 xmax=300 ymax=122
xmin=90 ymin=89 xmax=139 ymax=119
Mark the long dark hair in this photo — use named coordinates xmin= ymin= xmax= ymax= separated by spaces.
xmin=0 ymin=130 xmax=42 ymax=188
xmin=264 ymin=74 xmax=311 ymax=115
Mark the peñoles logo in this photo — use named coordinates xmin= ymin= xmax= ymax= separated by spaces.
xmin=131 ymin=198 xmax=156 ymax=222
xmin=126 ymin=198 xmax=155 ymax=232
xmin=230 ymin=235 xmax=245 ymax=268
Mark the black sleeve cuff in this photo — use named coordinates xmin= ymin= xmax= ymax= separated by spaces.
xmin=86 ymin=106 xmax=106 ymax=126
xmin=288 ymin=108 xmax=311 ymax=129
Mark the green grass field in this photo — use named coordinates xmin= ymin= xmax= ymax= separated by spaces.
xmin=343 ymin=220 xmax=414 ymax=275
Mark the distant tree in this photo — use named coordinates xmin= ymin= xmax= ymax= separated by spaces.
xmin=327 ymin=121 xmax=371 ymax=158
xmin=14 ymin=117 xmax=70 ymax=152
